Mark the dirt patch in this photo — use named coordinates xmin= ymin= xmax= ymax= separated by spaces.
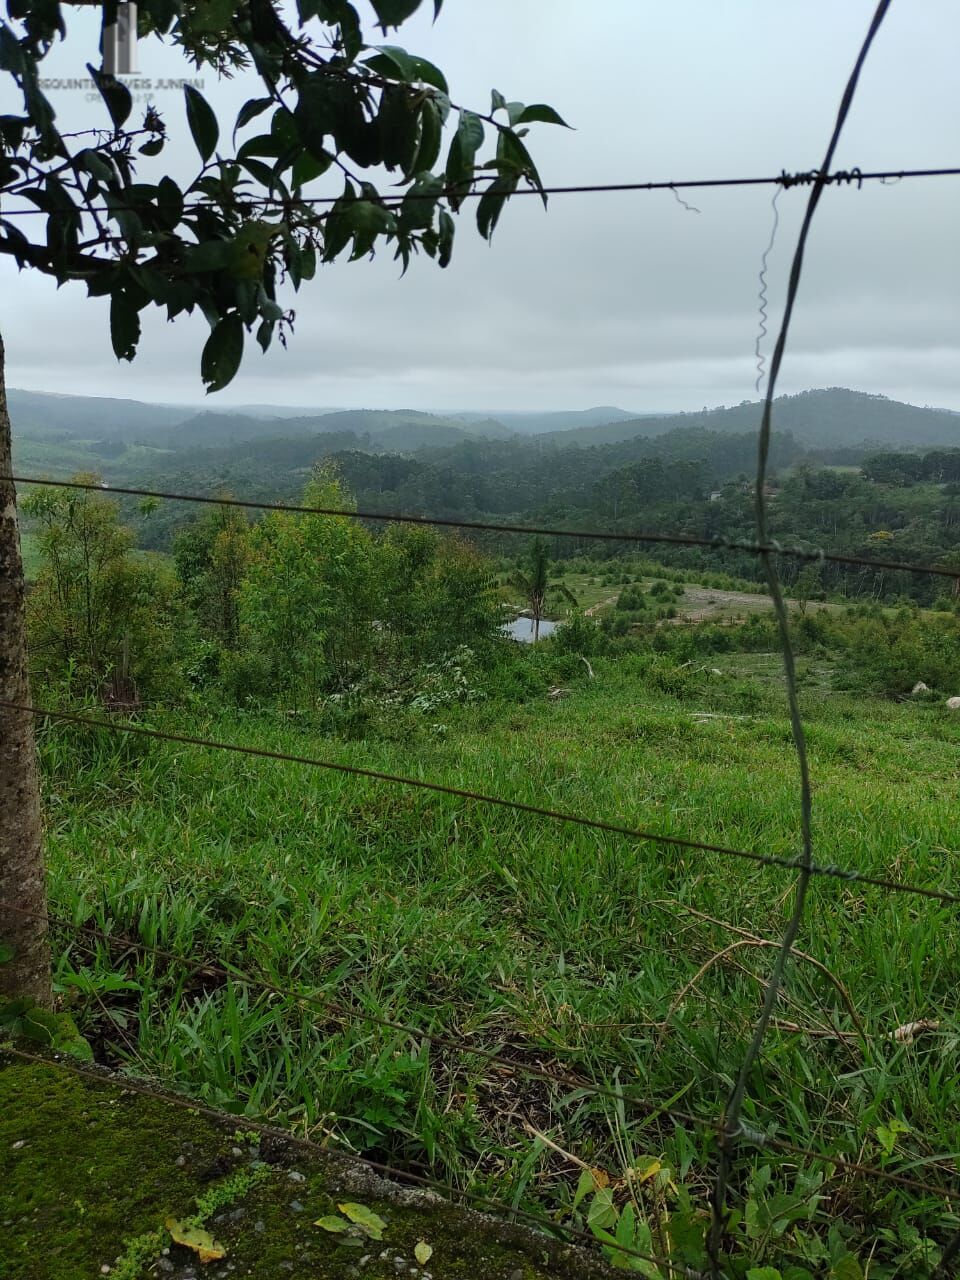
xmin=671 ymin=587 xmax=833 ymax=623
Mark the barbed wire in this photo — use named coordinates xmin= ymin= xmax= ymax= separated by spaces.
xmin=0 ymin=164 xmax=959 ymax=224
xmin=8 ymin=474 xmax=960 ymax=583
xmin=3 ymin=698 xmax=958 ymax=906
xmin=3 ymin=902 xmax=958 ymax=1209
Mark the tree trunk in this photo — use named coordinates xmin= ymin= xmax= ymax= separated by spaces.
xmin=0 ymin=330 xmax=51 ymax=1007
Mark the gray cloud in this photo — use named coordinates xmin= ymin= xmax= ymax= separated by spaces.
xmin=2 ymin=0 xmax=958 ymax=413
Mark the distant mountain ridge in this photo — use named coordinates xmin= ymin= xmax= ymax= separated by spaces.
xmin=536 ymin=389 xmax=960 ymax=450
xmin=8 ymin=386 xmax=959 ymax=455
xmin=8 ymin=388 xmax=640 ymax=447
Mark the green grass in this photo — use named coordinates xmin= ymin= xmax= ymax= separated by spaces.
xmin=19 ymin=530 xmax=41 ymax=581
xmin=29 ymin=646 xmax=960 ymax=1273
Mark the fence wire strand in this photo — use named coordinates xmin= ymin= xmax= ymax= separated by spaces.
xmin=2 ymin=698 xmax=958 ymax=906
xmin=7 ymin=473 xmax=960 ymax=584
xmin=1 ymin=164 xmax=959 ymax=223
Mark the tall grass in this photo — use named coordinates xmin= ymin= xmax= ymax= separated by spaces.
xmin=34 ymin=651 xmax=960 ymax=1270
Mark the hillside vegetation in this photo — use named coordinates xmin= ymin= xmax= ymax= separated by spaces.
xmin=11 ymin=439 xmax=960 ymax=1276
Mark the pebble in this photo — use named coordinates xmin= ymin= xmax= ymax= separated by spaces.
xmin=100 ymin=1269 xmax=111 ymax=1276
xmin=289 ymin=1200 xmax=304 ymax=1213
xmin=287 ymin=1170 xmax=306 ymax=1183
xmin=155 ymin=1260 xmax=174 ymax=1274
xmin=175 ymin=1155 xmax=187 ymax=1167
xmin=11 ymin=1140 xmax=26 ymax=1151
xmin=228 ymin=1207 xmax=246 ymax=1221
xmin=254 ymin=1220 xmax=266 ymax=1234
xmin=231 ymin=1146 xmax=244 ymax=1157
xmin=279 ymin=1265 xmax=294 ymax=1273
xmin=510 ymin=1272 xmax=524 ymax=1280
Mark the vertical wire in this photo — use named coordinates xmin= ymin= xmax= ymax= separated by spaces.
xmin=707 ymin=1 xmax=895 ymax=1271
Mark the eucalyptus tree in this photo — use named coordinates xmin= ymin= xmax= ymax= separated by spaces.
xmin=0 ymin=0 xmax=566 ymax=1004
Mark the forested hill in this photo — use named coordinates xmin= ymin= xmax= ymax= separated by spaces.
xmin=155 ymin=408 xmax=516 ymax=450
xmin=11 ymin=386 xmax=958 ymax=454
xmin=536 ymin=389 xmax=960 ymax=450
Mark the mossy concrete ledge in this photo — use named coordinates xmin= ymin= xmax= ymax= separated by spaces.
xmin=1 ymin=1052 xmax=618 ymax=1280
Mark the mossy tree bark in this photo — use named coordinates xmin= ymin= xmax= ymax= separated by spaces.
xmin=0 ymin=329 xmax=51 ymax=1006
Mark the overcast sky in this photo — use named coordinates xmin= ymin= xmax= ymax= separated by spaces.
xmin=1 ymin=0 xmax=958 ymax=414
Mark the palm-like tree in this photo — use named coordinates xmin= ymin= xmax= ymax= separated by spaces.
xmin=507 ymin=538 xmax=577 ymax=642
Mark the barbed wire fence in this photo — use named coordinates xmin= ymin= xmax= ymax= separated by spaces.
xmin=3 ymin=0 xmax=960 ymax=1273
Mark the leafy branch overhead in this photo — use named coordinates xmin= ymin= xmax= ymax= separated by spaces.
xmin=0 ymin=0 xmax=569 ymax=391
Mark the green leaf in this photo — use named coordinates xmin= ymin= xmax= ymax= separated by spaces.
xmin=229 ymin=221 xmax=275 ymax=279
xmin=456 ymin=109 xmax=484 ymax=159
xmin=572 ymin=1168 xmax=595 ymax=1213
xmin=410 ymin=98 xmax=442 ymax=175
xmin=182 ymin=240 xmax=231 ymax=272
xmin=201 ymin=313 xmax=244 ymax=393
xmin=747 ymin=1270 xmax=783 ymax=1280
xmin=138 ymin=136 xmax=165 ymax=157
xmin=294 ymin=75 xmax=363 ymax=162
xmin=157 ymin=175 xmax=184 ymax=229
xmin=86 ymin=63 xmax=132 ymax=130
xmin=0 ymin=942 xmax=14 ymax=964
xmin=476 ymin=174 xmax=517 ymax=241
xmin=366 ymin=46 xmax=449 ymax=94
xmin=166 ymin=1219 xmax=226 ymax=1262
xmin=368 ymin=44 xmax=416 ymax=79
xmin=498 ymin=128 xmax=546 ymax=204
xmin=437 ymin=209 xmax=454 ymax=268
xmin=184 ymin=84 xmax=220 ymax=162
xmin=399 ymin=172 xmax=443 ymax=233
xmin=256 ymin=319 xmax=274 ymax=352
xmin=444 ymin=110 xmax=483 ymax=206
xmin=110 ymin=290 xmax=141 ymax=362
xmin=377 ymin=84 xmax=419 ymax=173
xmin=828 ymin=1258 xmax=864 ymax=1280
xmin=516 ymin=103 xmax=571 ymax=128
xmin=338 ymin=1203 xmax=388 ymax=1240
xmin=586 ymin=1188 xmax=616 ymax=1232
xmin=314 ymin=1215 xmax=351 ymax=1233
xmin=370 ymin=0 xmax=424 ymax=30
xmin=414 ymin=1242 xmax=432 ymax=1265
xmin=292 ymin=150 xmax=332 ymax=188
xmin=234 ymin=95 xmax=273 ymax=138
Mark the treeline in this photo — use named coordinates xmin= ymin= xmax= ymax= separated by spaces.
xmin=23 ymin=467 xmax=500 ymax=711
xmin=861 ymin=447 xmax=960 ymax=486
xmin=39 ymin=426 xmax=960 ymax=616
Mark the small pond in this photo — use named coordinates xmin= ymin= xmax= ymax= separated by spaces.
xmin=501 ymin=617 xmax=560 ymax=643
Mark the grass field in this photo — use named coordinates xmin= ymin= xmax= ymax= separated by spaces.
xmin=33 ymin=644 xmax=960 ymax=1274
xmin=18 ymin=530 xmax=40 ymax=581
